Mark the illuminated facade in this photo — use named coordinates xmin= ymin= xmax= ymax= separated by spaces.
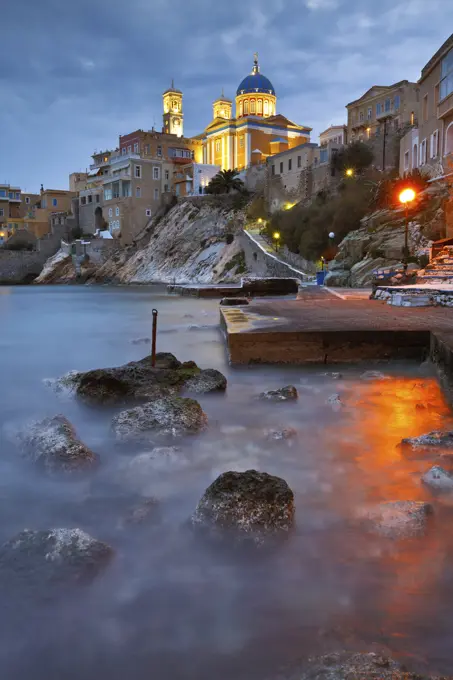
xmin=163 ymin=81 xmax=184 ymax=137
xmin=200 ymin=54 xmax=311 ymax=170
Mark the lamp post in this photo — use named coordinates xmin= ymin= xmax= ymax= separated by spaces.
xmin=273 ymin=231 xmax=281 ymax=252
xmin=399 ymin=188 xmax=416 ymax=271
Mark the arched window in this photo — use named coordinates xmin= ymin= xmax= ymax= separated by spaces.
xmin=264 ymin=100 xmax=269 ymax=116
xmin=244 ymin=99 xmax=249 ymax=115
xmin=239 ymin=101 xmax=243 ymax=117
xmin=250 ymin=99 xmax=256 ymax=114
xmin=257 ymin=99 xmax=263 ymax=115
xmin=413 ymin=143 xmax=418 ymax=168
xmin=446 ymin=122 xmax=453 ymax=156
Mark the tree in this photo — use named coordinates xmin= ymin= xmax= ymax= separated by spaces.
xmin=331 ymin=141 xmax=374 ymax=176
xmin=205 ymin=169 xmax=245 ymax=195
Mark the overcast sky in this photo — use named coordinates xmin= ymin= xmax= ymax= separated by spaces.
xmin=0 ymin=0 xmax=451 ymax=192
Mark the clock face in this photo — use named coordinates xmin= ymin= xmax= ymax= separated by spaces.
xmin=173 ymin=118 xmax=180 ymax=126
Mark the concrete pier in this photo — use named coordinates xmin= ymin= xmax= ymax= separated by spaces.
xmin=221 ymin=287 xmax=453 ymax=379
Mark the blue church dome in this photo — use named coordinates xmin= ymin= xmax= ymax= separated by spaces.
xmin=236 ymin=55 xmax=275 ymax=96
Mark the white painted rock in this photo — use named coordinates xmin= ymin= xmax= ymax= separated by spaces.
xmin=402 ymin=431 xmax=453 ymax=449
xmin=422 ymin=466 xmax=453 ymax=493
xmin=360 ymin=371 xmax=388 ymax=381
xmin=361 ymin=500 xmax=433 ymax=538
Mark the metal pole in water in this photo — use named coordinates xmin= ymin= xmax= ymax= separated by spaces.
xmin=151 ymin=308 xmax=158 ymax=366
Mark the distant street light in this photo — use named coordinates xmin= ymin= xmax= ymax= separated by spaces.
xmin=345 ymin=168 xmax=354 ymax=177
xmin=257 ymin=218 xmax=263 ymax=224
xmin=399 ymin=188 xmax=417 ymax=271
xmin=273 ymin=231 xmax=281 ymax=252
xmin=328 ymin=231 xmax=335 ymax=239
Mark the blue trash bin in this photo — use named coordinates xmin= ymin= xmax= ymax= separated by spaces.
xmin=316 ymin=271 xmax=325 ymax=286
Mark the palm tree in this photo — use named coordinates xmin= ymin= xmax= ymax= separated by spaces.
xmin=206 ymin=169 xmax=244 ymax=195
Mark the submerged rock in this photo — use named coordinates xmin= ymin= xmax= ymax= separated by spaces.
xmin=402 ymin=430 xmax=453 ymax=449
xmin=265 ymin=427 xmax=298 ymax=441
xmin=74 ymin=353 xmax=226 ymax=404
xmin=191 ymin=469 xmax=295 ymax=545
xmin=422 ymin=465 xmax=453 ymax=493
xmin=326 ymin=393 xmax=342 ymax=411
xmin=127 ymin=447 xmax=186 ymax=474
xmin=184 ymin=368 xmax=227 ymax=394
xmin=291 ymin=651 xmax=448 ymax=680
xmin=121 ymin=498 xmax=159 ymax=526
xmin=0 ymin=528 xmax=113 ymax=591
xmin=360 ymin=370 xmax=388 ymax=381
xmin=112 ymin=397 xmax=207 ymax=442
xmin=258 ymin=385 xmax=298 ymax=402
xmin=44 ymin=370 xmax=82 ymax=395
xmin=361 ymin=500 xmax=433 ymax=538
xmin=19 ymin=415 xmax=98 ymax=475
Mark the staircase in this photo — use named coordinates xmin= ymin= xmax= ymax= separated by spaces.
xmin=417 ymin=246 xmax=453 ymax=285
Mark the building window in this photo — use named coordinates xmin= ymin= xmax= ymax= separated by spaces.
xmin=164 ymin=184 xmax=169 ymax=192
xmin=0 ymin=189 xmax=5 ymax=197
xmin=297 ymin=156 xmax=302 ymax=168
xmin=80 ymin=196 xmax=86 ymax=205
xmin=420 ymin=139 xmax=427 ymax=165
xmin=280 ymin=161 xmax=283 ymax=173
xmin=239 ymin=101 xmax=243 ymax=117
xmin=165 ymin=170 xmax=169 ymax=180
xmin=394 ymin=95 xmax=400 ymax=110
xmin=431 ymin=129 xmax=439 ymax=158
xmin=95 ymin=194 xmax=100 ymax=203
xmin=257 ymin=99 xmax=263 ymax=114
xmin=359 ymin=111 xmax=364 ymax=122
xmin=288 ymin=159 xmax=292 ymax=171
xmin=239 ymin=137 xmax=244 ymax=148
xmin=122 ymin=181 xmax=131 ymax=197
xmin=42 ymin=199 xmax=47 ymax=208
xmin=250 ymin=99 xmax=256 ymax=114
xmin=423 ymin=94 xmax=428 ymax=122
xmin=146 ymin=209 xmax=152 ymax=217
xmin=136 ymin=187 xmax=141 ymax=198
xmin=440 ymin=47 xmax=453 ymax=100
xmin=115 ymin=206 xmax=120 ymax=216
xmin=215 ymin=139 xmax=221 ymax=153
xmin=25 ymin=196 xmax=30 ymax=204
xmin=88 ymin=195 xmax=92 ymax=203
xmin=108 ymin=208 xmax=113 ymax=217
xmin=154 ymin=188 xmax=159 ymax=200
xmin=0 ymin=209 xmax=4 ymax=217
xmin=134 ymin=142 xmax=139 ymax=153
xmin=104 ymin=188 xmax=112 ymax=201
xmin=127 ymin=145 xmax=132 ymax=153
xmin=264 ymin=100 xmax=268 ymax=116
xmin=385 ymin=98 xmax=391 ymax=112
xmin=153 ymin=167 xmax=160 ymax=180
xmin=122 ymin=147 xmax=127 ymax=156
xmin=404 ymin=150 xmax=409 ymax=171
xmin=157 ymin=146 xmax=162 ymax=157
xmin=244 ymin=100 xmax=249 ymax=115
xmin=15 ymin=192 xmax=20 ymax=200
xmin=271 ymin=165 xmax=275 ymax=176
xmin=367 ymin=107 xmax=372 ymax=120
xmin=144 ymin=144 xmax=150 ymax=155
xmin=376 ymin=103 xmax=382 ymax=115
xmin=135 ymin=165 xmax=141 ymax=178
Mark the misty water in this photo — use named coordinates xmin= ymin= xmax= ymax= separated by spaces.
xmin=2 ymin=285 xmax=453 ymax=679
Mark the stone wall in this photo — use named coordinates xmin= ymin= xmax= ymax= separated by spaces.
xmin=0 ymin=250 xmax=48 ymax=284
xmin=239 ymin=231 xmax=310 ymax=281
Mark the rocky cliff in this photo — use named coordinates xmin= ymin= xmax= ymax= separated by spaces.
xmin=324 ymin=184 xmax=445 ymax=288
xmin=36 ymin=198 xmax=251 ymax=285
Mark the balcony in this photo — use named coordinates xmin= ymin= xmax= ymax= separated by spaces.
xmin=109 ymin=152 xmax=140 ymax=165
xmin=376 ymin=106 xmax=397 ymax=121
xmin=103 ymin=170 xmax=131 ymax=184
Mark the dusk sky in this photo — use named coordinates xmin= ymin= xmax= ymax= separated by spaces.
xmin=1 ymin=0 xmax=452 ymax=192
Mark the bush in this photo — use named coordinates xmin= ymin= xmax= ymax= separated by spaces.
xmin=246 ymin=195 xmax=268 ymax=221
xmin=225 ymin=233 xmax=234 ymax=244
xmin=4 ymin=241 xmax=34 ymax=251
xmin=330 ymin=141 xmax=374 ymax=176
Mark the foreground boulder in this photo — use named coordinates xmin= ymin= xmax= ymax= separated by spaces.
xmin=422 ymin=465 xmax=453 ymax=493
xmin=293 ymin=651 xmax=449 ymax=680
xmin=402 ymin=431 xmax=453 ymax=450
xmin=74 ymin=353 xmax=227 ymax=404
xmin=112 ymin=396 xmax=207 ymax=442
xmin=258 ymin=385 xmax=298 ymax=402
xmin=191 ymin=469 xmax=295 ymax=546
xmin=0 ymin=529 xmax=113 ymax=591
xmin=360 ymin=500 xmax=433 ymax=538
xmin=19 ymin=415 xmax=98 ymax=475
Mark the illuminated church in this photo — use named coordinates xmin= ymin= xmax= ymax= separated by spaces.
xmin=162 ymin=54 xmax=312 ymax=171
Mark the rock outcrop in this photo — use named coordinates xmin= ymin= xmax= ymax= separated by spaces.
xmin=422 ymin=465 xmax=453 ymax=493
xmin=291 ymin=651 xmax=450 ymax=680
xmin=360 ymin=500 xmax=433 ymax=538
xmin=112 ymin=396 xmax=207 ymax=442
xmin=73 ymin=353 xmax=226 ymax=405
xmin=258 ymin=385 xmax=298 ymax=402
xmin=19 ymin=415 xmax=98 ymax=474
xmin=191 ymin=469 xmax=295 ymax=545
xmin=0 ymin=528 xmax=113 ymax=591
xmin=402 ymin=431 xmax=453 ymax=450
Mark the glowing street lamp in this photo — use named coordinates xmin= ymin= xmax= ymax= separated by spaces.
xmin=399 ymin=188 xmax=417 ymax=270
xmin=273 ymin=231 xmax=281 ymax=252
xmin=345 ymin=168 xmax=354 ymax=178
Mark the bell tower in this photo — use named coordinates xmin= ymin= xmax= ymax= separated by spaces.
xmin=163 ymin=80 xmax=184 ymax=137
xmin=213 ymin=88 xmax=232 ymax=120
